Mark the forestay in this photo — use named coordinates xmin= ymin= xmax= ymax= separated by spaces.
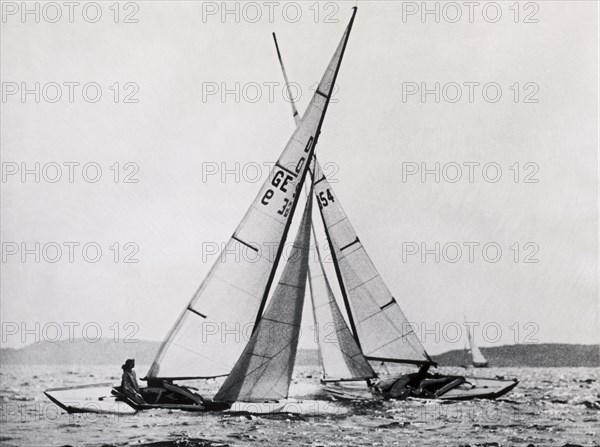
xmin=308 ymin=224 xmax=376 ymax=382
xmin=313 ymin=161 xmax=434 ymax=366
xmin=146 ymin=9 xmax=357 ymax=380
xmin=213 ymin=193 xmax=313 ymax=403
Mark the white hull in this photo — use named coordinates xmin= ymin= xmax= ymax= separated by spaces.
xmin=323 ymin=376 xmax=517 ymax=401
xmin=44 ymin=383 xmax=137 ymax=415
xmin=227 ymin=399 xmax=346 ymax=415
xmin=437 ymin=376 xmax=517 ymax=400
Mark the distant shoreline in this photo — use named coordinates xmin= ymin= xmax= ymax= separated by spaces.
xmin=1 ymin=339 xmax=598 ymax=368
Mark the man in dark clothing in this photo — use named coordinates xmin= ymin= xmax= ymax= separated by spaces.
xmin=387 ymin=364 xmax=431 ymax=398
xmin=121 ymin=358 xmax=145 ymax=403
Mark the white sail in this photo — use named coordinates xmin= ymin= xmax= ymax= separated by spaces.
xmin=146 ymin=8 xmax=358 ymax=380
xmin=213 ymin=192 xmax=313 ymax=403
xmin=273 ymin=30 xmax=374 ymax=382
xmin=308 ymin=224 xmax=376 ymax=382
xmin=313 ymin=161 xmax=433 ymax=366
xmin=467 ymin=325 xmax=488 ymax=367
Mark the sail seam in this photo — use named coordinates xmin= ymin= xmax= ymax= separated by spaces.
xmin=250 ymin=204 xmax=287 ymax=229
xmin=275 ymin=162 xmax=298 ymax=178
xmin=261 ymin=316 xmax=301 ymax=327
xmin=277 ymin=282 xmax=303 ymax=289
xmin=314 ymin=299 xmax=337 ymax=310
xmin=337 ymin=245 xmax=362 ymax=259
xmin=367 ymin=328 xmax=419 ymax=354
xmin=249 ymin=353 xmax=273 ymax=359
xmin=328 ymin=216 xmax=348 ymax=229
xmin=214 ymin=275 xmax=261 ymax=299
xmin=216 ymin=336 xmax=298 ymax=400
xmin=171 ymin=342 xmax=230 ymax=368
xmin=347 ymin=274 xmax=378 ymax=292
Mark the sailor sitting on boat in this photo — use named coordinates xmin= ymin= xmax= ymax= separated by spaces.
xmin=120 ymin=358 xmax=145 ymax=403
xmin=376 ymin=364 xmax=466 ymax=399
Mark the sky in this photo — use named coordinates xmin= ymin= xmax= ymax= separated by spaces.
xmin=1 ymin=1 xmax=598 ymax=356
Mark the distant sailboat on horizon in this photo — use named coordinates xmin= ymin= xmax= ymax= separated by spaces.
xmin=466 ymin=322 xmax=489 ymax=368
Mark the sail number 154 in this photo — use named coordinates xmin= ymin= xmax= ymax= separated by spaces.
xmin=317 ymin=189 xmax=335 ymax=208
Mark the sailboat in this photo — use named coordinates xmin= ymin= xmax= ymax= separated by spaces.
xmin=271 ymin=33 xmax=518 ymax=402
xmin=45 ymin=8 xmax=359 ymax=415
xmin=45 ymin=8 xmax=518 ymax=415
xmin=466 ymin=323 xmax=489 ymax=368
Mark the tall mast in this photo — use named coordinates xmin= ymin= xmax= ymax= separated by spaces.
xmin=272 ymin=28 xmax=361 ymax=347
xmin=253 ymin=7 xmax=358 ymax=333
xmin=273 ymin=32 xmax=300 ymax=126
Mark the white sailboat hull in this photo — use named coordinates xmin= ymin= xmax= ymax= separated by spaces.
xmin=227 ymin=399 xmax=346 ymax=415
xmin=322 ymin=376 xmax=517 ymax=401
xmin=44 ymin=383 xmax=137 ymax=415
xmin=437 ymin=376 xmax=518 ymax=400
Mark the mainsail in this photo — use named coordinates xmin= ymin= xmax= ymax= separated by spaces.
xmin=308 ymin=224 xmax=377 ymax=382
xmin=213 ymin=192 xmax=313 ymax=403
xmin=273 ymin=31 xmax=375 ymax=382
xmin=313 ymin=162 xmax=434 ymax=366
xmin=467 ymin=325 xmax=488 ymax=367
xmin=146 ymin=8 xmax=358 ymax=380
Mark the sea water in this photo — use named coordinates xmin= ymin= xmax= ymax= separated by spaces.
xmin=1 ymin=364 xmax=598 ymax=446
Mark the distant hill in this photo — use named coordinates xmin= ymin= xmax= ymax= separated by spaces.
xmin=0 ymin=339 xmax=161 ymax=365
xmin=0 ymin=338 xmax=319 ymax=366
xmin=1 ymin=340 xmax=598 ymax=367
xmin=432 ymin=344 xmax=600 ymax=368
